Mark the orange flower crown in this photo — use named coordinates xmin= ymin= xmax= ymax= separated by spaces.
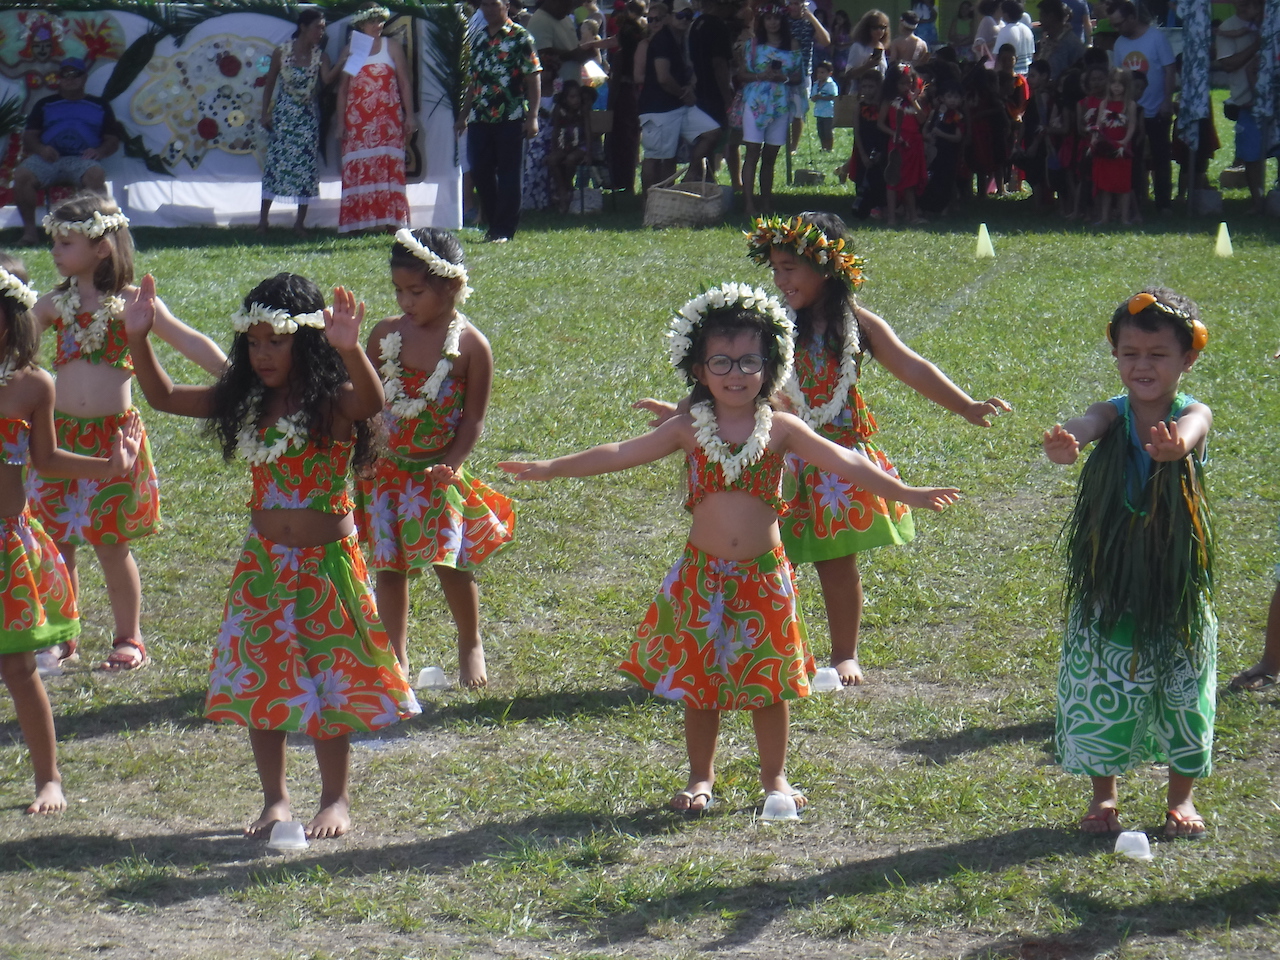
xmin=745 ymin=215 xmax=866 ymax=291
xmin=1108 ymin=291 xmax=1208 ymax=352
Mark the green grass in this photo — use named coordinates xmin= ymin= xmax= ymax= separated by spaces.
xmin=1 ymin=97 xmax=1279 ymax=958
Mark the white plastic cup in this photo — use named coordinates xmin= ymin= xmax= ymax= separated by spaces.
xmin=811 ymin=667 xmax=841 ymax=693
xmin=35 ymin=650 xmax=63 ymax=677
xmin=415 ymin=666 xmax=450 ymax=690
xmin=761 ymin=791 xmax=800 ymax=821
xmin=1114 ymin=831 xmax=1153 ymax=860
xmin=266 ymin=821 xmax=308 ymax=851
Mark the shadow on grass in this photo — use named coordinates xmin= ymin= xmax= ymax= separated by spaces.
xmin=0 ymin=691 xmax=207 ymax=742
xmin=897 ymin=719 xmax=1055 ymax=765
xmin=405 ymin=686 xmax=655 ymax=729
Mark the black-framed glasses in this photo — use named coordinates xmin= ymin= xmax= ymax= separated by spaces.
xmin=704 ymin=353 xmax=765 ymax=375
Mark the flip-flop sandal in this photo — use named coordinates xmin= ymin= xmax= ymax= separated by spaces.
xmin=1079 ymin=809 xmax=1121 ymax=834
xmin=1229 ymin=665 xmax=1278 ymax=691
xmin=98 ymin=637 xmax=149 ymax=672
xmin=670 ymin=790 xmax=715 ymax=815
xmin=1163 ymin=809 xmax=1207 ymax=840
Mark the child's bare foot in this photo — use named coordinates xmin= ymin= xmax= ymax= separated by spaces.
xmin=245 ymin=799 xmax=291 ymax=838
xmin=1164 ymin=801 xmax=1206 ymax=839
xmin=306 ymin=798 xmax=350 ymax=839
xmin=670 ymin=779 xmax=715 ymax=812
xmin=27 ymin=780 xmax=65 ymax=815
xmin=833 ymin=657 xmax=864 ymax=686
xmin=761 ymin=776 xmax=807 ymax=810
xmin=1078 ymin=801 xmax=1121 ymax=834
xmin=459 ymin=639 xmax=488 ymax=688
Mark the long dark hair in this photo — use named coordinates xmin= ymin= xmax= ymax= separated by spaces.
xmin=790 ymin=211 xmax=866 ymax=361
xmin=755 ymin=6 xmax=793 ymax=45
xmin=0 ymin=253 xmax=38 ymax=371
xmin=209 ymin=273 xmax=375 ymax=473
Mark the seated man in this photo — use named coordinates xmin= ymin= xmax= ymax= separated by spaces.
xmin=13 ymin=58 xmax=121 ymax=244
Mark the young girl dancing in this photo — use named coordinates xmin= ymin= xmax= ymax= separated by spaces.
xmin=30 ymin=194 xmax=226 ymax=671
xmin=356 ymin=229 xmax=514 ymax=687
xmin=502 ymin=283 xmax=960 ymax=813
xmin=124 ymin=272 xmax=419 ymax=839
xmin=0 ymin=253 xmax=141 ymax=813
xmin=746 ymin=213 xmax=1008 ymax=685
xmin=1044 ymin=289 xmax=1214 ymax=839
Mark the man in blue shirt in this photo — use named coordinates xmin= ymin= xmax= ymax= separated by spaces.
xmin=13 ymin=58 xmax=121 ymax=245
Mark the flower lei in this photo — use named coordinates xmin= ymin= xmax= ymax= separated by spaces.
xmin=52 ymin=277 xmax=124 ymax=356
xmin=350 ymin=5 xmax=391 ymax=25
xmin=234 ymin=391 xmax=309 ymax=465
xmin=745 ymin=215 xmax=867 ymax=291
xmin=231 ymin=301 xmax=326 ymax=335
xmin=0 ymin=266 xmax=37 ymax=310
xmin=0 ymin=356 xmax=17 ymax=388
xmin=42 ymin=210 xmax=130 ymax=239
xmin=690 ymin=399 xmax=774 ymax=484
xmin=394 ymin=228 xmax=473 ymax=304
xmin=779 ymin=323 xmax=861 ymax=428
xmin=667 ymin=281 xmax=794 ymax=379
xmin=379 ymin=313 xmax=466 ymax=418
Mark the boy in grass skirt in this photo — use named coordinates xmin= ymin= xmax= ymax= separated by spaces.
xmin=1043 ymin=288 xmax=1215 ymax=840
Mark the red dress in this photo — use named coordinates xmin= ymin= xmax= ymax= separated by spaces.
xmin=1091 ymin=98 xmax=1132 ymax=194
xmin=338 ymin=43 xmax=410 ymax=233
xmin=886 ymin=100 xmax=927 ymax=195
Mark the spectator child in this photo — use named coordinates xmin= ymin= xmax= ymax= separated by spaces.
xmin=1044 ymin=289 xmax=1214 ymax=840
xmin=546 ymin=79 xmax=590 ymax=211
xmin=878 ymin=63 xmax=928 ymax=226
xmin=919 ymin=83 xmax=965 ymax=214
xmin=1090 ymin=67 xmax=1137 ymax=226
xmin=850 ymin=72 xmax=889 ymax=218
xmin=811 ymin=61 xmax=839 ymax=151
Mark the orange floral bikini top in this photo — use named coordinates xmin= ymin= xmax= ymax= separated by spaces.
xmin=246 ymin=418 xmax=354 ymax=515
xmin=0 ymin=417 xmax=30 ymax=466
xmin=684 ymin=446 xmax=789 ymax=515
xmin=54 ymin=310 xmax=133 ymax=372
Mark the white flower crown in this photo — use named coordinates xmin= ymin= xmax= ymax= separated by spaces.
xmin=42 ymin=210 xmax=130 ymax=239
xmin=394 ymin=228 xmax=473 ymax=304
xmin=231 ymin=302 xmax=326 ymax=334
xmin=0 ymin=266 xmax=38 ymax=310
xmin=667 ymin=281 xmax=795 ymax=380
xmin=350 ymin=5 xmax=391 ymax=25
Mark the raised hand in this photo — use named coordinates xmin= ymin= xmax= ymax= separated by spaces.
xmin=324 ymin=285 xmax=365 ymax=352
xmin=121 ymin=274 xmax=157 ymax=338
xmin=632 ymin=398 xmax=678 ymax=428
xmin=1145 ymin=419 xmax=1191 ymax=461
xmin=498 ymin=459 xmax=554 ymax=482
xmin=1043 ymin=424 xmax=1080 ymax=464
xmin=107 ymin=412 xmax=143 ymax=475
xmin=906 ymin=486 xmax=962 ymax=512
xmin=963 ymin=396 xmax=1012 ymax=427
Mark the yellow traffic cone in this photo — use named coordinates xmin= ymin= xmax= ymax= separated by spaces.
xmin=975 ymin=223 xmax=995 ymax=258
xmin=1214 ymin=222 xmax=1233 ymax=258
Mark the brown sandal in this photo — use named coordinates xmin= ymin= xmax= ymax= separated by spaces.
xmin=98 ymin=637 xmax=148 ymax=672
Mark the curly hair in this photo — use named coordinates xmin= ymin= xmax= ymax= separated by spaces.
xmin=789 ymin=211 xmax=867 ymax=361
xmin=208 ymin=273 xmax=376 ymax=474
xmin=49 ymin=193 xmax=134 ymax=294
xmin=0 ymin=253 xmax=38 ymax=371
xmin=684 ymin=306 xmax=790 ymax=407
xmin=1108 ymin=287 xmax=1203 ymax=354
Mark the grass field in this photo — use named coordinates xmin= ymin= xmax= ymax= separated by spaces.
xmin=2 ymin=116 xmax=1280 ymax=959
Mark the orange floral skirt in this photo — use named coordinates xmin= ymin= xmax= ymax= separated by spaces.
xmin=0 ymin=510 xmax=78 ymax=654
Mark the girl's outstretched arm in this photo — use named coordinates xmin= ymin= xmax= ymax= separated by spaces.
xmin=123 ymin=274 xmax=216 ymax=418
xmin=1146 ymin=403 xmax=1211 ymax=461
xmin=1043 ymin=400 xmax=1116 ymax=464
xmin=774 ymin=412 xmax=961 ymax=511
xmin=143 ymin=283 xmax=228 ymax=377
xmin=326 ymin=285 xmax=385 ymax=422
xmin=26 ymin=372 xmax=143 ymax=479
xmin=857 ymin=305 xmax=1011 ymax=425
xmin=500 ymin=417 xmax=687 ymax=481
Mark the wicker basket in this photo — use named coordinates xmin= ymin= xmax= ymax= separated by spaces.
xmin=643 ymin=174 xmax=723 ymax=228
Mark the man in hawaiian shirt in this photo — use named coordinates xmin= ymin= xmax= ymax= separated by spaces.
xmin=457 ymin=0 xmax=542 ymax=242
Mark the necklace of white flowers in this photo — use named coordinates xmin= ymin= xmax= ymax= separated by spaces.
xmin=52 ymin=277 xmax=124 ymax=356
xmin=0 ymin=266 xmax=37 ymax=311
xmin=779 ymin=321 xmax=862 ymax=428
xmin=378 ymin=313 xmax=466 ymax=418
xmin=668 ymin=282 xmax=793 ymax=484
xmin=234 ymin=389 xmax=310 ymax=466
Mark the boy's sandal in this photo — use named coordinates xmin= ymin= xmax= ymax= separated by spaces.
xmin=1229 ymin=665 xmax=1278 ymax=691
xmin=1079 ymin=808 xmax=1121 ymax=834
xmin=98 ymin=637 xmax=149 ymax=672
xmin=1163 ymin=809 xmax=1207 ymax=840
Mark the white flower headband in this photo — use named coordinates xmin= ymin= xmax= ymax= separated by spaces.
xmin=42 ymin=210 xmax=130 ymax=239
xmin=667 ymin=281 xmax=795 ymax=379
xmin=231 ymin=302 xmax=326 ymax=334
xmin=0 ymin=266 xmax=38 ymax=310
xmin=394 ymin=228 xmax=473 ymax=304
xmin=350 ymin=5 xmax=391 ymax=25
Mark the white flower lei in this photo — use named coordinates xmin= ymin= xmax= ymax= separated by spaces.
xmin=42 ymin=210 xmax=130 ymax=239
xmin=690 ymin=399 xmax=774 ymax=485
xmin=350 ymin=4 xmax=391 ymax=24
xmin=379 ymin=313 xmax=467 ymax=418
xmin=394 ymin=229 xmax=473 ymax=304
xmin=0 ymin=266 xmax=37 ymax=310
xmin=780 ymin=324 xmax=861 ymax=428
xmin=53 ymin=277 xmax=124 ymax=356
xmin=231 ymin=301 xmax=326 ymax=335
xmin=667 ymin=281 xmax=794 ymax=383
xmin=235 ymin=392 xmax=310 ymax=465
